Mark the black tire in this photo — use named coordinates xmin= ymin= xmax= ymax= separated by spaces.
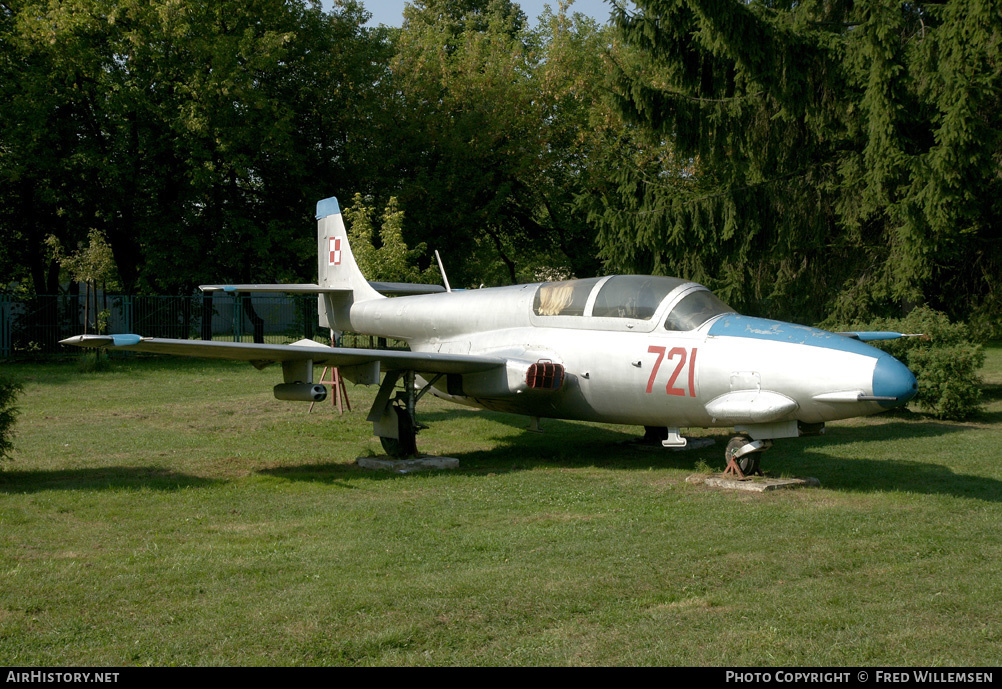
xmin=379 ymin=406 xmax=417 ymax=458
xmin=725 ymin=435 xmax=760 ymax=475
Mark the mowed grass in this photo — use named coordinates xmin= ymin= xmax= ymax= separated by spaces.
xmin=2 ymin=347 xmax=1001 ymax=666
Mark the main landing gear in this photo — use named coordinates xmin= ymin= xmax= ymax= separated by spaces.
xmin=373 ymin=370 xmax=442 ymax=459
xmin=723 ymin=435 xmax=772 ymax=478
xmin=379 ymin=405 xmax=418 ymax=458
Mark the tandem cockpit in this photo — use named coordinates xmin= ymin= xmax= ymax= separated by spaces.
xmin=531 ymin=275 xmax=735 ymax=332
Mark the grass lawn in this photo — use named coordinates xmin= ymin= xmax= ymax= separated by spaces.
xmin=1 ymin=346 xmax=1000 ymax=666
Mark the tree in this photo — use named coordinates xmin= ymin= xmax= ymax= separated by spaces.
xmin=373 ymin=0 xmax=612 ymax=286
xmin=343 ymin=193 xmax=440 ymax=284
xmin=1 ymin=0 xmax=388 ymax=295
xmin=0 ymin=0 xmax=104 ymax=295
xmin=597 ymin=0 xmax=1002 ymax=328
xmin=45 ymin=229 xmax=118 ymax=333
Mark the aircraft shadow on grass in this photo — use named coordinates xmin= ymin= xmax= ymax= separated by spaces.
xmin=0 ymin=467 xmax=221 ymax=494
xmin=262 ymin=406 xmax=1002 ymax=504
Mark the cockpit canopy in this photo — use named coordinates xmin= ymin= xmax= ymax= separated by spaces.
xmin=533 ymin=275 xmax=734 ymax=331
xmin=662 ymin=289 xmax=734 ymax=331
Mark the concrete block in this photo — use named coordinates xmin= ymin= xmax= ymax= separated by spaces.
xmin=686 ymin=475 xmax=820 ymax=492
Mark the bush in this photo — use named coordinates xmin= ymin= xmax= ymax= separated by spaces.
xmin=824 ymin=306 xmax=985 ymax=420
xmin=0 ymin=377 xmax=23 ymax=463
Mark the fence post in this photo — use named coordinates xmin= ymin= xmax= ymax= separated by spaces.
xmin=232 ymin=293 xmax=243 ymax=343
xmin=121 ymin=295 xmax=133 ymax=334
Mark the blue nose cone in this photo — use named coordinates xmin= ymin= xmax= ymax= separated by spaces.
xmin=872 ymin=356 xmax=918 ymax=407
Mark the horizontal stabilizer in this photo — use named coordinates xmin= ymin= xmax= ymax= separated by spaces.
xmin=199 ymin=282 xmax=445 ymax=296
xmin=199 ymin=284 xmax=346 ymax=294
xmin=60 ymin=334 xmax=503 ymax=375
xmin=368 ymin=281 xmax=446 ymax=295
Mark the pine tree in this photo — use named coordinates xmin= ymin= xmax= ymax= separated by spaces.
xmin=596 ymin=0 xmax=1002 ymax=328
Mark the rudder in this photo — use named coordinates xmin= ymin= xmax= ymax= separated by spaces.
xmin=316 ymin=197 xmax=382 ymax=330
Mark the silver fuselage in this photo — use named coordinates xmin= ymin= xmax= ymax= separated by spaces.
xmin=338 ymin=282 xmax=916 ymax=438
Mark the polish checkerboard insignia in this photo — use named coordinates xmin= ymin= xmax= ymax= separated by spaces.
xmin=329 ymin=237 xmax=342 ymax=266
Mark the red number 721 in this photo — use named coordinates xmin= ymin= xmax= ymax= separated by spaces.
xmin=645 ymin=346 xmax=698 ymax=397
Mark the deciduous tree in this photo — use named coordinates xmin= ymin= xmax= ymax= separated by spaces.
xmin=1 ymin=0 xmax=387 ymax=295
xmin=375 ymin=0 xmax=613 ymax=286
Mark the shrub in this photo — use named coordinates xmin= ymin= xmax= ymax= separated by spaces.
xmin=824 ymin=306 xmax=985 ymax=420
xmin=0 ymin=377 xmax=23 ymax=463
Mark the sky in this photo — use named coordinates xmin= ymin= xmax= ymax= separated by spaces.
xmin=354 ymin=0 xmax=616 ymax=28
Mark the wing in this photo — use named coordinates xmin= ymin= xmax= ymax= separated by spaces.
xmin=60 ymin=334 xmax=503 ymax=375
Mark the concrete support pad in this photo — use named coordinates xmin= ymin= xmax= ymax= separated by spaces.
xmin=357 ymin=456 xmax=460 ymax=473
xmin=686 ymin=474 xmax=820 ymax=492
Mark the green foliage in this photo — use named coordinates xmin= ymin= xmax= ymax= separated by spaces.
xmin=1 ymin=0 xmax=386 ymax=294
xmin=0 ymin=0 xmax=621 ymax=295
xmin=601 ymin=0 xmax=1002 ymax=325
xmin=45 ymin=228 xmax=118 ymax=333
xmin=4 ymin=0 xmax=997 ymax=331
xmin=45 ymin=229 xmax=117 ymax=288
xmin=692 ymin=459 xmax=714 ymax=475
xmin=826 ymin=307 xmax=985 ymax=421
xmin=0 ymin=377 xmax=23 ymax=463
xmin=343 ymin=194 xmax=440 ymax=284
xmin=372 ymin=0 xmax=612 ymax=286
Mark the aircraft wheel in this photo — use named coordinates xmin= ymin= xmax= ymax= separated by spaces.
xmin=379 ymin=406 xmax=417 ymax=458
xmin=725 ymin=435 xmax=760 ymax=476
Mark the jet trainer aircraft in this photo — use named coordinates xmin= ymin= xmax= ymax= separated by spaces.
xmin=63 ymin=196 xmax=918 ymax=475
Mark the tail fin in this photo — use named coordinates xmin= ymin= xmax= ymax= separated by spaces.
xmin=317 ymin=197 xmax=383 ymax=330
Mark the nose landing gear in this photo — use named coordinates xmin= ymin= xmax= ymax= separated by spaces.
xmin=723 ymin=436 xmax=772 ymax=478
